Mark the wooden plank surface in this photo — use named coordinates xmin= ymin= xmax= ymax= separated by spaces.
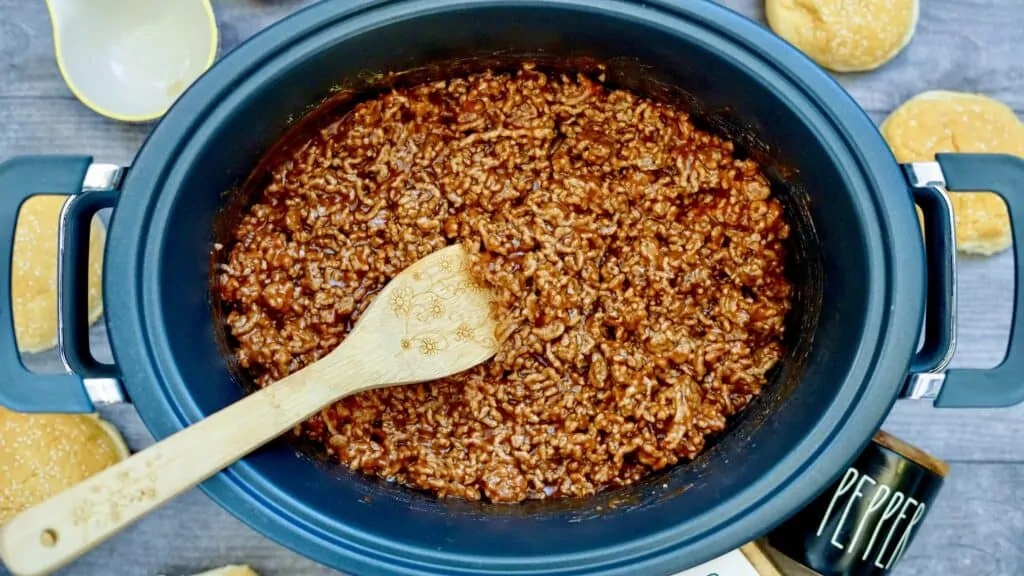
xmin=1 ymin=0 xmax=1022 ymax=574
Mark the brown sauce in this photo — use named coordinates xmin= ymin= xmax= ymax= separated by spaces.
xmin=215 ymin=64 xmax=793 ymax=502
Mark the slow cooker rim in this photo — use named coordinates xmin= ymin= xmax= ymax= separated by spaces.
xmin=104 ymin=0 xmax=923 ymax=574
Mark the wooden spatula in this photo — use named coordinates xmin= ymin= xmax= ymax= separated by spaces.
xmin=0 ymin=244 xmax=499 ymax=576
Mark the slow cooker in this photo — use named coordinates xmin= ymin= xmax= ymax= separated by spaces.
xmin=2 ymin=1 xmax=1023 ymax=574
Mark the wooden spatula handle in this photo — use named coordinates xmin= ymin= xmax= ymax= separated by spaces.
xmin=0 ymin=368 xmax=344 ymax=576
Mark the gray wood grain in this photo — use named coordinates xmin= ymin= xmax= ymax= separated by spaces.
xmin=1 ymin=0 xmax=1022 ymax=574
xmin=892 ymin=462 xmax=1024 ymax=575
xmin=718 ymin=0 xmax=1024 ymax=113
xmin=0 ymin=0 xmax=317 ymax=99
xmin=18 ymin=408 xmax=1024 ymax=576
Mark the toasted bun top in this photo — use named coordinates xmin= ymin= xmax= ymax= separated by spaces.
xmin=12 ymin=195 xmax=105 ymax=353
xmin=882 ymin=91 xmax=1024 ymax=255
xmin=766 ymin=0 xmax=919 ymax=72
xmin=0 ymin=407 xmax=128 ymax=524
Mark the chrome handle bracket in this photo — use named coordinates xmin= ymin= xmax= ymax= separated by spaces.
xmin=57 ymin=163 xmax=128 ymax=405
xmin=900 ymin=162 xmax=958 ymax=401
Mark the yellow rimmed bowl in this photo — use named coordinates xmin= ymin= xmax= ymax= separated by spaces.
xmin=46 ymin=0 xmax=219 ymax=123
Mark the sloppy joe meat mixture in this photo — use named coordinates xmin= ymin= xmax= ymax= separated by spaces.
xmin=216 ymin=64 xmax=792 ymax=503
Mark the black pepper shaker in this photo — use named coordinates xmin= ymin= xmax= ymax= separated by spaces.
xmin=766 ymin=431 xmax=947 ymax=575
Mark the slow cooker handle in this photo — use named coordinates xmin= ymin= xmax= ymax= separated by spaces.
xmin=908 ymin=181 xmax=956 ymax=375
xmin=59 ymin=187 xmax=120 ymax=379
xmin=934 ymin=153 xmax=1024 ymax=408
xmin=0 ymin=156 xmax=96 ymax=413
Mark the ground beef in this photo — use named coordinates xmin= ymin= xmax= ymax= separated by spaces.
xmin=215 ymin=64 xmax=793 ymax=503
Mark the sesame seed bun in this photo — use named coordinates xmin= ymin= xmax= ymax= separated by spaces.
xmin=0 ymin=407 xmax=129 ymax=524
xmin=13 ymin=195 xmax=105 ymax=353
xmin=766 ymin=0 xmax=919 ymax=72
xmin=882 ymin=91 xmax=1024 ymax=256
